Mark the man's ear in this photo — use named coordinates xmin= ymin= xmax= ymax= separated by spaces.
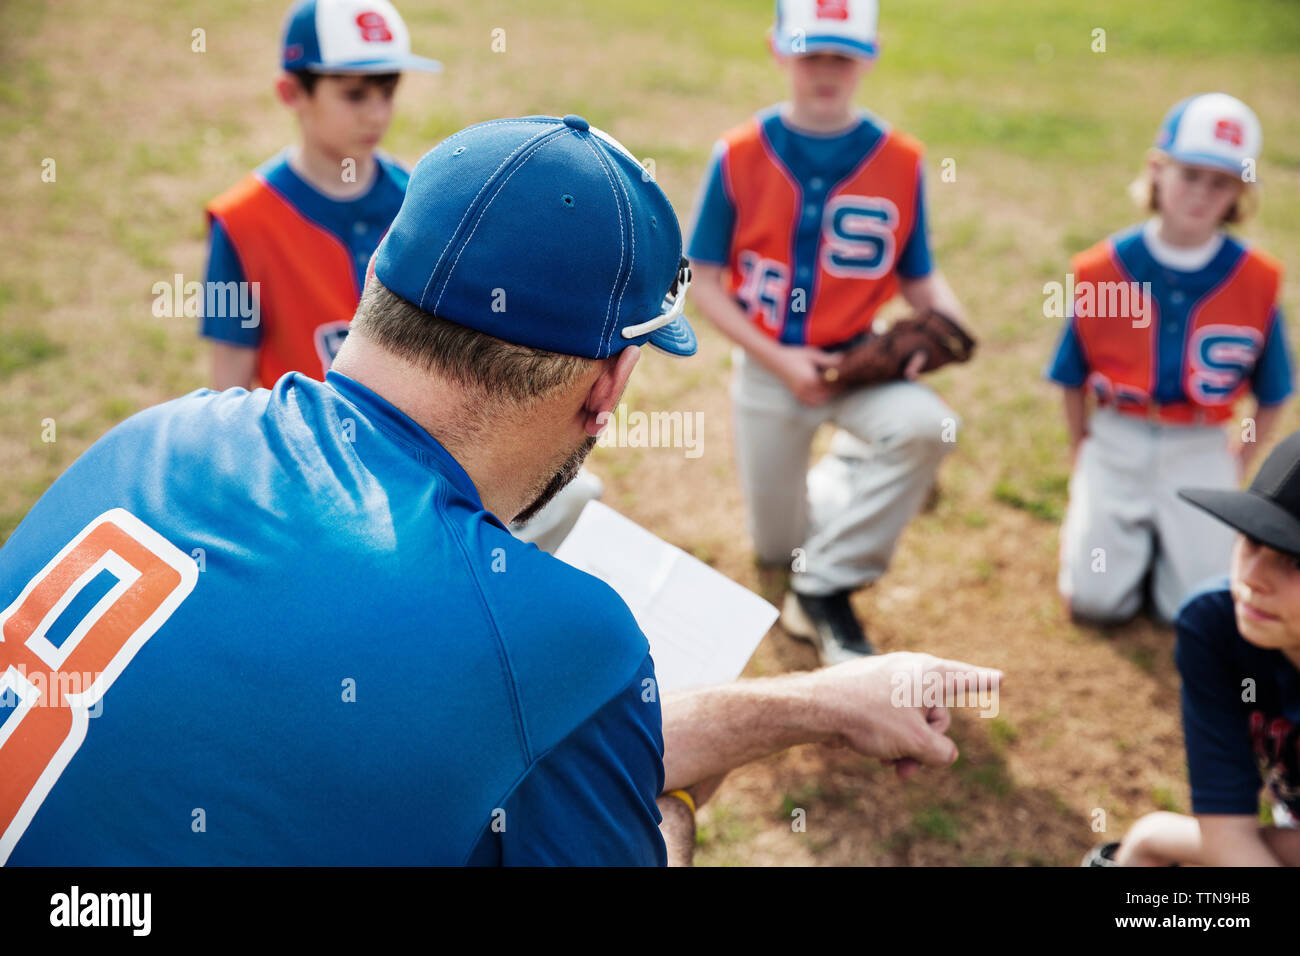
xmin=582 ymin=346 xmax=641 ymax=438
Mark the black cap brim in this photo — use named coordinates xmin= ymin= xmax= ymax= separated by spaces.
xmin=1178 ymin=487 xmax=1300 ymax=561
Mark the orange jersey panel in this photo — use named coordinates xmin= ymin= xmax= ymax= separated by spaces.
xmin=207 ymin=175 xmax=359 ymax=388
xmin=718 ymin=110 xmax=923 ymax=347
xmin=1070 ymin=232 xmax=1284 ymax=424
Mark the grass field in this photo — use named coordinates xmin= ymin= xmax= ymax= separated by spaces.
xmin=3 ymin=0 xmax=1300 ymax=865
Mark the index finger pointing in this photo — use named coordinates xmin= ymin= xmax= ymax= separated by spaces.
xmin=924 ymin=658 xmax=1003 ymax=694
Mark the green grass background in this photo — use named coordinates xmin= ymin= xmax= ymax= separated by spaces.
xmin=2 ymin=0 xmax=1298 ymax=865
xmin=3 ymin=0 xmax=1298 ymax=539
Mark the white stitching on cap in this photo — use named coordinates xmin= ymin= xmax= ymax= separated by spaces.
xmin=418 ymin=122 xmax=556 ymax=310
xmin=420 ymin=131 xmax=539 ymax=308
xmin=434 ymin=117 xmax=554 ymax=151
xmin=433 ymin=132 xmax=570 ymax=316
xmin=601 ymin=137 xmax=637 ymax=353
xmin=578 ymin=135 xmax=622 ymax=355
xmin=433 ymin=133 xmax=565 ymax=314
xmin=577 ymin=133 xmax=626 ymax=355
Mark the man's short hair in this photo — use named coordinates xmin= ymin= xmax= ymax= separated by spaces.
xmin=349 ymin=277 xmax=596 ymax=405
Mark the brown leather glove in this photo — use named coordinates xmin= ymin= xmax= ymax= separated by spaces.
xmin=822 ymin=307 xmax=977 ymax=391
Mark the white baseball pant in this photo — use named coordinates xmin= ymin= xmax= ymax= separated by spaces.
xmin=1059 ymin=406 xmax=1237 ymax=625
xmin=731 ymin=347 xmax=958 ymax=596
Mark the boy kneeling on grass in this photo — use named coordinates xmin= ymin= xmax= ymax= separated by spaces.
xmin=1046 ymin=93 xmax=1292 ymax=628
xmin=1087 ymin=432 xmax=1300 ymax=866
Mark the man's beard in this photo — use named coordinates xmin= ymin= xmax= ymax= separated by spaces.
xmin=510 ymin=435 xmax=598 ymax=527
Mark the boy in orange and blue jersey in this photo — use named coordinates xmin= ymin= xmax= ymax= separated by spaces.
xmin=687 ymin=0 xmax=968 ymax=664
xmin=200 ymin=0 xmax=439 ymax=391
xmin=1046 ymin=93 xmax=1293 ymax=627
xmin=200 ymin=0 xmax=603 ymax=551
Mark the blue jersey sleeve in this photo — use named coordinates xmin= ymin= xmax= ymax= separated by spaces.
xmin=200 ymin=218 xmax=262 ymax=348
xmin=464 ymin=651 xmax=667 ymax=866
xmin=895 ymin=165 xmax=933 ymax=280
xmin=685 ymin=142 xmax=735 ymax=266
xmin=1044 ymin=314 xmax=1089 ymax=387
xmin=1174 ymin=594 xmax=1263 ymax=816
xmin=1250 ymin=307 xmax=1294 ymax=406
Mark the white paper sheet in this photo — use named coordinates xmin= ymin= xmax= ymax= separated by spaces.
xmin=554 ymin=501 xmax=777 ymax=694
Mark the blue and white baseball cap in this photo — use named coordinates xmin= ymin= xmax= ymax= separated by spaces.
xmin=282 ymin=0 xmax=442 ymax=74
xmin=771 ymin=0 xmax=879 ymax=59
xmin=1155 ymin=93 xmax=1261 ymax=176
xmin=374 ymin=115 xmax=697 ymax=359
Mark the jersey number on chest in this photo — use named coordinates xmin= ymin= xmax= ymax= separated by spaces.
xmin=736 ymin=195 xmax=900 ymax=328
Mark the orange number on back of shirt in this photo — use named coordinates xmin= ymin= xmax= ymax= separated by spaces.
xmin=0 ymin=509 xmax=197 ymax=863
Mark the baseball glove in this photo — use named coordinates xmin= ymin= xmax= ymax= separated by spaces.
xmin=822 ymin=307 xmax=977 ymax=390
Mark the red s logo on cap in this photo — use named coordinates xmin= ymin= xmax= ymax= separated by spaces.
xmin=355 ymin=12 xmax=393 ymax=43
xmin=816 ymin=0 xmax=850 ymax=20
xmin=1215 ymin=118 xmax=1244 ymax=146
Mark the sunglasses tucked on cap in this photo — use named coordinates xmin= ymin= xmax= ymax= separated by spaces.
xmin=282 ymin=0 xmax=442 ymax=73
xmin=374 ymin=114 xmax=697 ymax=359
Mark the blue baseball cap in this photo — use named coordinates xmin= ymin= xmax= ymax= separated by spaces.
xmin=282 ymin=0 xmax=442 ymax=74
xmin=374 ymin=115 xmax=697 ymax=359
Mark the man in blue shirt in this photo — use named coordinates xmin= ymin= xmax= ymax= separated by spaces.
xmin=1 ymin=113 xmax=998 ymax=866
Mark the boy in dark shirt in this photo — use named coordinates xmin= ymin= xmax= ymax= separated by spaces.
xmin=1087 ymin=431 xmax=1300 ymax=866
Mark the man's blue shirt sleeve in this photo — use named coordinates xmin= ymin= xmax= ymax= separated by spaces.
xmin=1175 ymin=595 xmax=1262 ymax=816
xmin=1251 ymin=307 xmax=1294 ymax=406
xmin=200 ymin=218 xmax=262 ymax=348
xmin=685 ymin=142 xmax=735 ymax=266
xmin=895 ymin=166 xmax=933 ymax=280
xmin=464 ymin=651 xmax=666 ymax=866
